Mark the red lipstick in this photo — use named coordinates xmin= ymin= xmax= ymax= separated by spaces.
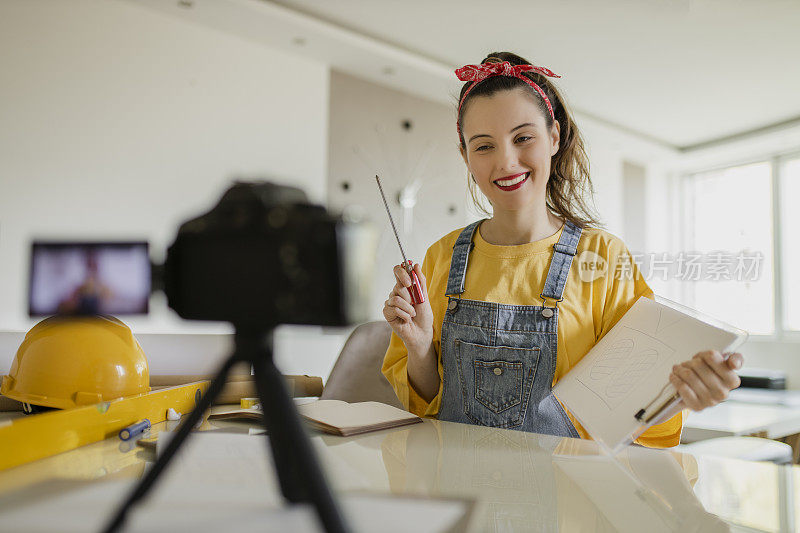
xmin=494 ymin=172 xmax=529 ymax=191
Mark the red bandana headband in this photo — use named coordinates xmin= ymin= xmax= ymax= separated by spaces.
xmin=455 ymin=61 xmax=561 ymax=139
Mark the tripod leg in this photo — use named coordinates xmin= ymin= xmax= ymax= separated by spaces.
xmin=101 ymin=352 xmax=240 ymax=533
xmin=251 ymin=342 xmax=349 ymax=533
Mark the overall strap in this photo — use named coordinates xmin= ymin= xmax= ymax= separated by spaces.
xmin=540 ymin=221 xmax=583 ymax=303
xmin=444 ymin=220 xmax=484 ymax=296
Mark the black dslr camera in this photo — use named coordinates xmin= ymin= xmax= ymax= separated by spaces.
xmin=161 ymin=181 xmax=374 ymax=328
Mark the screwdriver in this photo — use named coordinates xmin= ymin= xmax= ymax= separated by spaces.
xmin=374 ymin=175 xmax=425 ymax=305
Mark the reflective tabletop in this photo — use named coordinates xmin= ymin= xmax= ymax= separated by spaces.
xmin=0 ymin=414 xmax=797 ymax=532
xmin=315 ymin=419 xmax=796 ymax=532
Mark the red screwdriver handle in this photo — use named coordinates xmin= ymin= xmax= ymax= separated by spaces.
xmin=406 ymin=261 xmax=425 ymax=305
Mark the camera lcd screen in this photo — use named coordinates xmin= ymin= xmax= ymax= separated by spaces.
xmin=29 ymin=242 xmax=150 ymax=316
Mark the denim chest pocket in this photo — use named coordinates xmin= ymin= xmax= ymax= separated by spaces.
xmin=474 ymin=360 xmax=523 ymax=412
xmin=454 ymin=340 xmax=540 ymax=429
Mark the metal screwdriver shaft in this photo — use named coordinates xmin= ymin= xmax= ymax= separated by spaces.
xmin=375 ymin=175 xmax=410 ymax=266
xmin=375 ymin=175 xmax=425 ymax=305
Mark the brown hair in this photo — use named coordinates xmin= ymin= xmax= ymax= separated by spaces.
xmin=457 ymin=51 xmax=601 ymax=228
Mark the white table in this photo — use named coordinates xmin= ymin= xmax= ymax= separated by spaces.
xmin=1 ymin=414 xmax=798 ymax=532
xmin=682 ymin=397 xmax=800 ymax=443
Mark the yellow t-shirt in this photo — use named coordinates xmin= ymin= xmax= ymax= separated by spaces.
xmin=381 ymin=221 xmax=683 ymax=448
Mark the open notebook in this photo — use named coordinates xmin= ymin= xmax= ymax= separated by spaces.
xmin=209 ymin=400 xmax=422 ymax=437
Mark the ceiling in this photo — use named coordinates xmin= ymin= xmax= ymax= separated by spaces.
xmin=135 ymin=0 xmax=800 ymax=150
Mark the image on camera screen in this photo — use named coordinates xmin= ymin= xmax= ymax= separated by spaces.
xmin=29 ymin=242 xmax=150 ymax=316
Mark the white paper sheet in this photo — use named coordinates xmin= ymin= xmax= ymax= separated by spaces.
xmin=554 ymin=296 xmax=747 ymax=452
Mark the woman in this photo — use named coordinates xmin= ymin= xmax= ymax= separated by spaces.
xmin=381 ymin=51 xmax=742 ymax=447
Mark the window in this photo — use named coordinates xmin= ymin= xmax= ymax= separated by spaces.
xmin=683 ymin=154 xmax=799 ymax=337
xmin=781 ymin=157 xmax=800 ymax=331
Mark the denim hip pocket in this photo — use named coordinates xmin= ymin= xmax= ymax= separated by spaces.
xmin=454 ymin=339 xmax=540 ymax=429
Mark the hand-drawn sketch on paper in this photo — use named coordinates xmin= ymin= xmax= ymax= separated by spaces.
xmin=578 ymin=326 xmax=675 ymax=410
xmin=553 ymin=296 xmax=747 ymax=453
xmin=654 ymin=307 xmax=684 ymax=335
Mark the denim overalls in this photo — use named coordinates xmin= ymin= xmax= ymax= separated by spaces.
xmin=438 ymin=220 xmax=583 ymax=438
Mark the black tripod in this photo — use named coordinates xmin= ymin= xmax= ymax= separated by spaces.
xmin=101 ymin=327 xmax=349 ymax=533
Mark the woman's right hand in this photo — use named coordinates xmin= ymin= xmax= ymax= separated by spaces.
xmin=382 ymin=261 xmax=434 ymax=355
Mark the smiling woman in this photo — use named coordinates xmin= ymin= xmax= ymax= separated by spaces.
xmin=380 ymin=51 xmax=744 ymax=448
xmin=456 ymin=53 xmax=598 ymax=231
xmin=459 ymin=90 xmax=564 ymax=241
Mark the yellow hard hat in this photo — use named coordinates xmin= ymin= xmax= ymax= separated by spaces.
xmin=1 ymin=315 xmax=150 ymax=410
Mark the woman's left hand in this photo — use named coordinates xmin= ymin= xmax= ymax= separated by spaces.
xmin=669 ymin=351 xmax=744 ymax=412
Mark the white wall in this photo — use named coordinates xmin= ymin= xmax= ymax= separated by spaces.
xmin=0 ymin=0 xmax=329 ymax=334
xmin=327 ymin=71 xmax=471 ymax=319
xmin=576 ymin=115 xmax=680 ymax=255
